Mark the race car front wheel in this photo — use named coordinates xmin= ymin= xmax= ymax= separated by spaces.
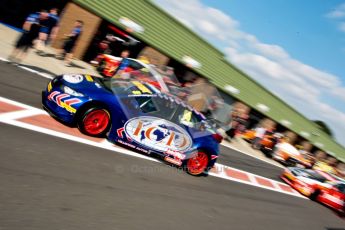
xmin=78 ymin=107 xmax=110 ymax=137
xmin=309 ymin=189 xmax=320 ymax=201
xmin=184 ymin=151 xmax=209 ymax=176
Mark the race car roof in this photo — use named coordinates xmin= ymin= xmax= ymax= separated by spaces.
xmin=73 ymin=0 xmax=345 ymax=161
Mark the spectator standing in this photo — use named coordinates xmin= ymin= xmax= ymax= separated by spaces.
xmin=57 ymin=20 xmax=83 ymax=66
xmin=225 ymin=108 xmax=248 ymax=139
xmin=336 ymin=162 xmax=345 ymax=178
xmin=314 ymin=150 xmax=327 ymax=162
xmin=225 ymin=110 xmax=240 ymax=140
xmin=235 ymin=110 xmax=249 ymax=134
xmin=47 ymin=8 xmax=60 ymax=44
xmin=313 ymin=156 xmax=337 ymax=174
xmin=8 ymin=11 xmax=49 ymax=63
xmin=202 ymin=95 xmax=222 ymax=120
xmin=35 ymin=8 xmax=59 ymax=55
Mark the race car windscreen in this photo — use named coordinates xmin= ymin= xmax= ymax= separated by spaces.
xmin=113 ymin=67 xmax=165 ymax=91
xmin=128 ymin=95 xmax=204 ymax=130
xmin=103 ymin=68 xmax=227 ymax=131
xmin=114 ymin=66 xmax=188 ymax=97
xmin=107 ymin=80 xmax=206 ymax=130
xmin=293 ymin=169 xmax=328 ymax=183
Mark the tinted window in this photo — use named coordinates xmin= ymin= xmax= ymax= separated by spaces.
xmin=336 ymin=183 xmax=345 ymax=193
xmin=293 ymin=169 xmax=327 ymax=183
xmin=131 ymin=95 xmax=202 ymax=128
xmin=128 ymin=60 xmax=145 ymax=70
xmin=134 ymin=96 xmax=158 ymax=114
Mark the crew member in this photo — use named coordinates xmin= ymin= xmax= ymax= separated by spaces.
xmin=57 ymin=20 xmax=83 ymax=66
xmin=8 ymin=11 xmax=49 ymax=63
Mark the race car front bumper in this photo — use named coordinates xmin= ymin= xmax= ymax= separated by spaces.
xmin=42 ymin=90 xmax=76 ymax=125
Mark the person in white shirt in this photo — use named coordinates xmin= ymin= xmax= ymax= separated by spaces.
xmin=252 ymin=126 xmax=266 ymax=149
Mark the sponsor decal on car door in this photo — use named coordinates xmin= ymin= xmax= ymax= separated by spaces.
xmin=124 ymin=116 xmax=192 ymax=153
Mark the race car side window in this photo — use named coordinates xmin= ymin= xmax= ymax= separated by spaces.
xmin=128 ymin=60 xmax=144 ymax=70
xmin=134 ymin=97 xmax=158 ymax=114
xmin=335 ymin=183 xmax=345 ymax=193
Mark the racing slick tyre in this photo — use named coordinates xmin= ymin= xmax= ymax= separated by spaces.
xmin=309 ymin=189 xmax=320 ymax=201
xmin=77 ymin=107 xmax=111 ymax=137
xmin=285 ymin=158 xmax=297 ymax=167
xmin=183 ymin=151 xmax=210 ymax=176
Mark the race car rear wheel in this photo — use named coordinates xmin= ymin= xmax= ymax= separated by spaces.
xmin=78 ymin=107 xmax=110 ymax=137
xmin=185 ymin=151 xmax=209 ymax=176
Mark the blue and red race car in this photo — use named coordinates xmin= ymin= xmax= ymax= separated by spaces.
xmin=42 ymin=73 xmax=222 ymax=175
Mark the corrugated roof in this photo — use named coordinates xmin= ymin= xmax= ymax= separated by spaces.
xmin=73 ymin=0 xmax=345 ymax=160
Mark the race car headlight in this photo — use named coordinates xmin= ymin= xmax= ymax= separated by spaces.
xmin=63 ymin=86 xmax=84 ymax=97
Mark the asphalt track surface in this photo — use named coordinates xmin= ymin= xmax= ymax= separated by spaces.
xmin=0 ymin=61 xmax=344 ymax=230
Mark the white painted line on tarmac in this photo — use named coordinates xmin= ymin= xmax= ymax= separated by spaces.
xmin=247 ymin=173 xmax=258 ymax=184
xmin=0 ymin=109 xmax=45 ymax=120
xmin=18 ymin=65 xmax=53 ymax=79
xmin=208 ymin=170 xmax=305 ymax=198
xmin=18 ymin=66 xmax=39 ymax=74
xmin=1 ymin=117 xmax=160 ymax=163
xmin=210 ymin=163 xmax=305 ymax=198
xmin=221 ymin=141 xmax=285 ymax=169
xmin=0 ymin=96 xmax=43 ymax=111
xmin=271 ymin=180 xmax=283 ymax=190
xmin=1 ymin=56 xmax=54 ymax=79
xmin=214 ymin=162 xmax=301 ymax=193
xmin=0 ymin=57 xmax=9 ymax=62
xmin=37 ymin=72 xmax=53 ymax=79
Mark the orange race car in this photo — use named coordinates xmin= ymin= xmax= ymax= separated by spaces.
xmin=272 ymin=142 xmax=313 ymax=168
xmin=242 ymin=129 xmax=281 ymax=153
xmin=241 ymin=129 xmax=256 ymax=141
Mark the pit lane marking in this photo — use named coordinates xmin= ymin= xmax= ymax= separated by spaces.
xmin=0 ymin=109 xmax=45 ymax=120
xmin=0 ymin=57 xmax=53 ymax=79
xmin=0 ymin=57 xmax=9 ymax=62
xmin=17 ymin=66 xmax=53 ymax=79
xmin=221 ymin=141 xmax=284 ymax=169
xmin=0 ymin=96 xmax=305 ymax=199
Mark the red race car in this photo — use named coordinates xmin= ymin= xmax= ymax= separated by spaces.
xmin=92 ymin=54 xmax=126 ymax=77
xmin=316 ymin=179 xmax=345 ymax=214
xmin=281 ymin=167 xmax=345 ymax=214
